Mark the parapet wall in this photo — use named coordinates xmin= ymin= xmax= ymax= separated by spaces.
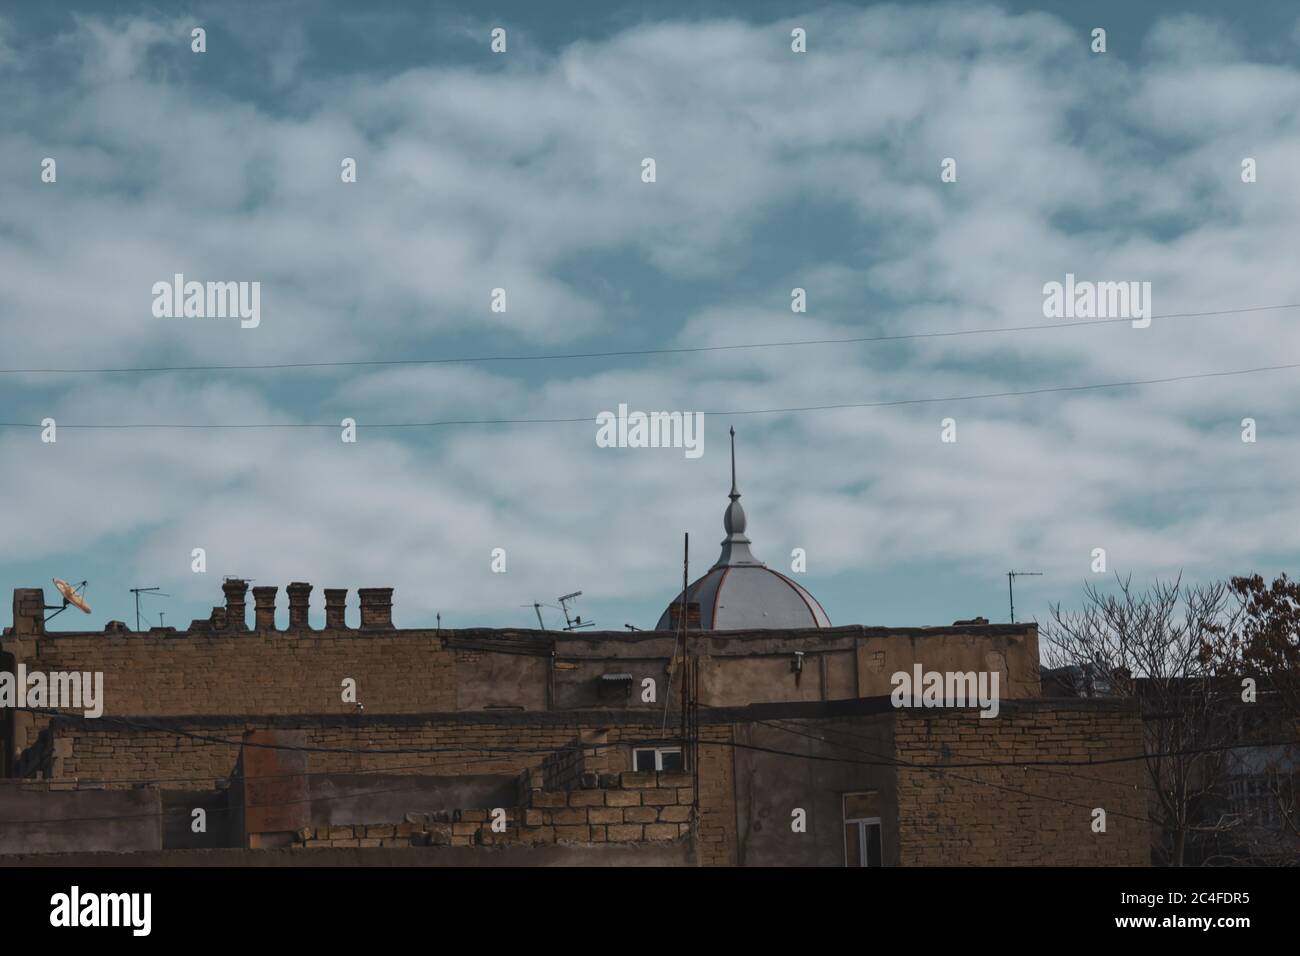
xmin=3 ymin=586 xmax=1039 ymax=733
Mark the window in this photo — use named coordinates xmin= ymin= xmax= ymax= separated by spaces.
xmin=597 ymin=673 xmax=633 ymax=703
xmin=1228 ymin=774 xmax=1294 ymax=828
xmin=843 ymin=791 xmax=882 ymax=867
xmin=633 ymin=746 xmax=683 ymax=772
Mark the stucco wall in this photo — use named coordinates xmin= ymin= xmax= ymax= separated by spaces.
xmin=855 ymin=626 xmax=1040 ymax=699
xmin=0 ymin=783 xmax=163 ymax=854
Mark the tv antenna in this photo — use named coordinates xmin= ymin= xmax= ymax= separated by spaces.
xmin=1006 ymin=570 xmax=1042 ymax=624
xmin=45 ymin=579 xmax=91 ymax=622
xmin=129 ymin=586 xmax=170 ymax=632
xmin=521 ymin=602 xmax=554 ymax=630
xmin=557 ymin=591 xmax=594 ymax=631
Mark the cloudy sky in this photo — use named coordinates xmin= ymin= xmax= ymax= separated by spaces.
xmin=2 ymin=0 xmax=1299 ymax=633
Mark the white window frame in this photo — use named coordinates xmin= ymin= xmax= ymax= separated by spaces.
xmin=1229 ymin=773 xmax=1292 ymax=828
xmin=633 ymin=746 xmax=682 ymax=772
xmin=842 ymin=793 xmax=883 ymax=867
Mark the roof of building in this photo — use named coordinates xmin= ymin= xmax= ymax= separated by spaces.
xmin=655 ymin=428 xmax=831 ymax=631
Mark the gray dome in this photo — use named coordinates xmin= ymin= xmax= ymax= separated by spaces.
xmin=655 ymin=427 xmax=831 ymax=631
xmin=655 ymin=564 xmax=831 ymax=630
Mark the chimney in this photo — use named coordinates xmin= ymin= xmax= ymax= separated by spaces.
xmin=286 ymin=582 xmax=312 ymax=630
xmin=667 ymin=601 xmax=701 ymax=631
xmin=357 ymin=588 xmax=394 ymax=630
xmin=12 ymin=588 xmax=45 ymax=637
xmin=222 ymin=579 xmax=249 ymax=631
xmin=323 ymin=589 xmax=348 ymax=630
xmin=252 ymin=587 xmax=278 ymax=631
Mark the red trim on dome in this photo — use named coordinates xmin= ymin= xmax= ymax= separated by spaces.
xmin=767 ymin=568 xmax=830 ymax=627
xmin=661 ymin=565 xmax=828 ymax=630
xmin=711 ymin=566 xmax=732 ymax=627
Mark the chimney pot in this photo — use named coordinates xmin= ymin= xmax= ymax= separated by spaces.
xmin=357 ymin=588 xmax=394 ymax=630
xmin=221 ymin=579 xmax=249 ymax=631
xmin=667 ymin=601 xmax=701 ymax=631
xmin=323 ymin=589 xmax=348 ymax=630
xmin=252 ymin=586 xmax=279 ymax=631
xmin=286 ymin=582 xmax=312 ymax=630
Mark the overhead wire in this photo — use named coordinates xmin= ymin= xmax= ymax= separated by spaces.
xmin=4 ymin=359 xmax=1300 ymax=429
xmin=1 ymin=302 xmax=1295 ymax=376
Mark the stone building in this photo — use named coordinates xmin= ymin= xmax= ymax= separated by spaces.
xmin=0 ymin=440 xmax=1151 ymax=865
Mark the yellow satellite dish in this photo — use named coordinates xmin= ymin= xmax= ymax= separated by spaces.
xmin=53 ymin=578 xmax=92 ymax=614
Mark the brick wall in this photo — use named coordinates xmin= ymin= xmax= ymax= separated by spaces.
xmin=695 ymin=723 xmax=738 ymax=866
xmin=10 ymin=701 xmax=1148 ymax=865
xmin=31 ymin=713 xmax=741 ymax=862
xmin=37 ymin=716 xmax=640 ymax=790
xmin=312 ymin=770 xmax=695 ymax=849
xmin=892 ymin=702 xmax=1150 ymax=865
xmin=5 ymin=588 xmax=1045 ymax=742
xmin=35 ymin=715 xmax=681 ymax=791
xmin=10 ymin=631 xmax=456 ymax=718
xmin=539 ymin=729 xmax=619 ymax=790
xmin=2 ymin=629 xmax=458 ymax=759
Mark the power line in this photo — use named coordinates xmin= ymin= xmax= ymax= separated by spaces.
xmin=749 ymin=713 xmax=1143 ymax=796
xmin=0 ymin=773 xmax=527 ymax=828
xmin=6 ymin=716 xmax=1167 ymax=830
xmin=0 ymin=712 xmax=1118 ymax=785
xmin=0 ymin=739 xmax=612 ymax=828
xmin=19 ymin=707 xmax=1283 ymax=832
xmin=0 ymin=302 xmax=1295 ymax=377
xmin=3 ymin=358 xmax=1300 ymax=430
xmin=24 ymin=707 xmax=1296 ymax=768
xmin=756 ymin=715 xmax=1146 ymax=796
xmin=715 ymin=725 xmax=1160 ymax=826
xmin=1 ymin=717 xmax=1139 ymax=829
xmin=0 ymin=755 xmax=533 ymax=790
xmin=4 ymin=741 xmax=1158 ymax=831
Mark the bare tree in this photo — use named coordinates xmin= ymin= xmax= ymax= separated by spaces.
xmin=1042 ymin=575 xmax=1241 ymax=866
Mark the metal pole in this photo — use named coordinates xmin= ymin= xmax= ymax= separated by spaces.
xmin=1007 ymin=571 xmax=1042 ymax=625
xmin=680 ymin=533 xmax=689 ymax=754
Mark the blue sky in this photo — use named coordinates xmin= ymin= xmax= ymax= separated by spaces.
xmin=2 ymin=1 xmax=1300 ymax=633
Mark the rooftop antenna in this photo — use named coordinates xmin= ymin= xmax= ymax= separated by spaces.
xmin=522 ymin=602 xmax=553 ymax=630
xmin=1006 ymin=570 xmax=1042 ymax=624
xmin=557 ymin=591 xmax=594 ymax=631
xmin=128 ymin=587 xmax=170 ymax=631
xmin=45 ymin=579 xmax=91 ymax=622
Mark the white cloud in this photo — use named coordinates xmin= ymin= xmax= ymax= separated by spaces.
xmin=3 ymin=5 xmax=1300 ymax=627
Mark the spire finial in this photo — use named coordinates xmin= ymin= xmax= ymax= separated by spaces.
xmin=715 ymin=425 xmax=761 ymax=567
xmin=729 ymin=426 xmax=738 ymax=498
